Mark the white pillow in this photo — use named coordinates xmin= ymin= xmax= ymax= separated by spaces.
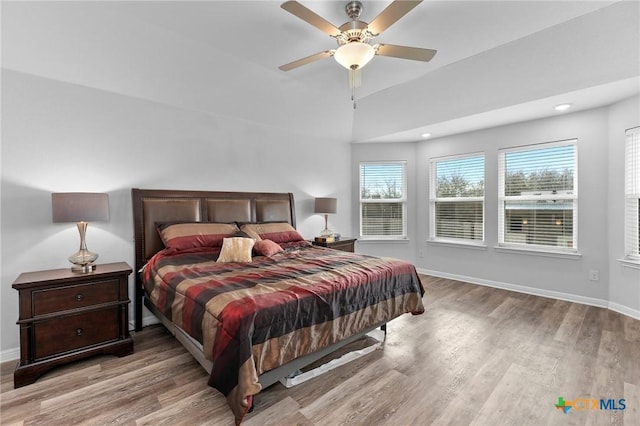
xmin=217 ymin=237 xmax=255 ymax=263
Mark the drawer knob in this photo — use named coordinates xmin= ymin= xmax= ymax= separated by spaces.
xmin=76 ymin=294 xmax=83 ymax=301
xmin=76 ymin=328 xmax=83 ymax=336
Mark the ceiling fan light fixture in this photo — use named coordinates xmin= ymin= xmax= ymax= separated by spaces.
xmin=334 ymin=42 xmax=375 ymax=70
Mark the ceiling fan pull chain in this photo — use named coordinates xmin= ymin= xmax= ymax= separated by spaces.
xmin=350 ymin=69 xmax=357 ymax=109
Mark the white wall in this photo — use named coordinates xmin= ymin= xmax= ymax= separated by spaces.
xmin=419 ymin=107 xmax=612 ymax=302
xmin=607 ymin=96 xmax=640 ymax=316
xmin=352 ymin=96 xmax=640 ymax=316
xmin=0 ymin=70 xmax=354 ymax=358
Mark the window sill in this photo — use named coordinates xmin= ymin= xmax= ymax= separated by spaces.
xmin=617 ymin=258 xmax=640 ymax=270
xmin=427 ymin=239 xmax=487 ymax=250
xmin=494 ymin=245 xmax=582 ymax=259
xmin=358 ymin=237 xmax=409 ymax=243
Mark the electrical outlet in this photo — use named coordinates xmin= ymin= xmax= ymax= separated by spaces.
xmin=589 ymin=270 xmax=600 ymax=281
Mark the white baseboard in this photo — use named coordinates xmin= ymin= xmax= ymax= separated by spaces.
xmin=128 ymin=314 xmax=160 ymax=331
xmin=417 ymin=268 xmax=640 ymax=321
xmin=0 ymin=347 xmax=20 ymax=364
xmin=608 ymin=301 xmax=640 ymax=321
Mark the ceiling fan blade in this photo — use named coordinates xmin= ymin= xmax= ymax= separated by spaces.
xmin=279 ymin=50 xmax=334 ymax=71
xmin=376 ymin=44 xmax=436 ymax=62
xmin=281 ymin=1 xmax=341 ymax=37
xmin=367 ymin=0 xmax=423 ymax=36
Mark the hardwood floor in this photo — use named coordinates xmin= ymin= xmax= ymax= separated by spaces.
xmin=2 ymin=275 xmax=639 ymax=425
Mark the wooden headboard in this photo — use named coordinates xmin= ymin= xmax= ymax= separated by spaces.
xmin=131 ymin=188 xmax=296 ymax=330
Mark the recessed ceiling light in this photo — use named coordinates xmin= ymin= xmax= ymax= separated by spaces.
xmin=421 ymin=133 xmax=432 ymax=138
xmin=554 ymin=103 xmax=572 ymax=111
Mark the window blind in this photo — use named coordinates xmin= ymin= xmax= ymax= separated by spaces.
xmin=498 ymin=140 xmax=577 ymax=251
xmin=360 ymin=162 xmax=407 ymax=238
xmin=625 ymin=127 xmax=640 ymax=259
xmin=429 ymin=154 xmax=484 ymax=242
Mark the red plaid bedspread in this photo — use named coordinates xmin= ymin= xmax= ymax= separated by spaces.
xmin=143 ymin=243 xmax=425 ymax=423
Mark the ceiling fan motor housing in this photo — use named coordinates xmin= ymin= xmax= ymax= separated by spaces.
xmin=337 ymin=1 xmax=371 ymax=45
xmin=345 ymin=1 xmax=364 ymax=20
xmin=337 ymin=21 xmax=371 ymax=45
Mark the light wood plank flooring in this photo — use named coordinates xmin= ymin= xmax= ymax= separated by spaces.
xmin=2 ymin=275 xmax=639 ymax=425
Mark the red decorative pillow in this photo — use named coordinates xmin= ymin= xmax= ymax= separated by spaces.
xmin=240 ymin=222 xmax=305 ymax=244
xmin=253 ymin=239 xmax=284 ymax=257
xmin=158 ymin=222 xmax=239 ymax=250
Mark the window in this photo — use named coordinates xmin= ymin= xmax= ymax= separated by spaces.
xmin=359 ymin=161 xmax=407 ymax=238
xmin=625 ymin=127 xmax=640 ymax=259
xmin=498 ymin=140 xmax=577 ymax=252
xmin=429 ymin=153 xmax=484 ymax=243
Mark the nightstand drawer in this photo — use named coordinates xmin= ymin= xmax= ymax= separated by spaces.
xmin=34 ymin=308 xmax=119 ymax=359
xmin=32 ymin=279 xmax=119 ymax=316
xmin=312 ymin=238 xmax=357 ymax=253
xmin=326 ymin=240 xmax=355 ymax=252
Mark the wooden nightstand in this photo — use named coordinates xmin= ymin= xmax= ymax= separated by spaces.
xmin=312 ymin=238 xmax=357 ymax=253
xmin=12 ymin=262 xmax=134 ymax=388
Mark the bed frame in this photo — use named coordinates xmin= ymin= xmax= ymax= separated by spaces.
xmin=131 ymin=188 xmax=385 ymax=389
xmin=132 ymin=188 xmax=296 ymax=330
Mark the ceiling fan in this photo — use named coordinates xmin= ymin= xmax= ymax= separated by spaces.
xmin=278 ymin=0 xmax=437 ymax=73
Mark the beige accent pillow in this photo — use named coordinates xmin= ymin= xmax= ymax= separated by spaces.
xmin=217 ymin=237 xmax=255 ymax=263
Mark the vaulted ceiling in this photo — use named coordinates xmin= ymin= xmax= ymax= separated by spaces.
xmin=2 ymin=1 xmax=639 ymax=143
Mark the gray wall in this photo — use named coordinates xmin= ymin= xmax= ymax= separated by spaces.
xmin=0 ymin=70 xmax=353 ymax=359
xmin=353 ymin=96 xmax=640 ymax=315
xmin=608 ymin=96 xmax=640 ymax=315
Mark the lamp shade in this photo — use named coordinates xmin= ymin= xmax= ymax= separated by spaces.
xmin=334 ymin=42 xmax=375 ymax=70
xmin=315 ymin=197 xmax=337 ymax=214
xmin=52 ymin=193 xmax=109 ymax=223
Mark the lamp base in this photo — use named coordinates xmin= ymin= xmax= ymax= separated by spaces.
xmin=68 ymin=248 xmax=99 ymax=274
xmin=319 ymin=227 xmax=334 ymax=237
xmin=71 ymin=263 xmax=97 ymax=274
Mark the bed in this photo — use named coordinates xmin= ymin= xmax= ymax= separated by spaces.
xmin=131 ymin=188 xmax=425 ymax=424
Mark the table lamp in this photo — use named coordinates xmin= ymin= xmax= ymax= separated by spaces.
xmin=52 ymin=192 xmax=109 ymax=273
xmin=314 ymin=197 xmax=337 ymax=237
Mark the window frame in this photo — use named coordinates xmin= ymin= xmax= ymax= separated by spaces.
xmin=359 ymin=161 xmax=408 ymax=240
xmin=498 ymin=139 xmax=578 ymax=254
xmin=625 ymin=126 xmax=640 ymax=261
xmin=429 ymin=152 xmax=485 ymax=245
